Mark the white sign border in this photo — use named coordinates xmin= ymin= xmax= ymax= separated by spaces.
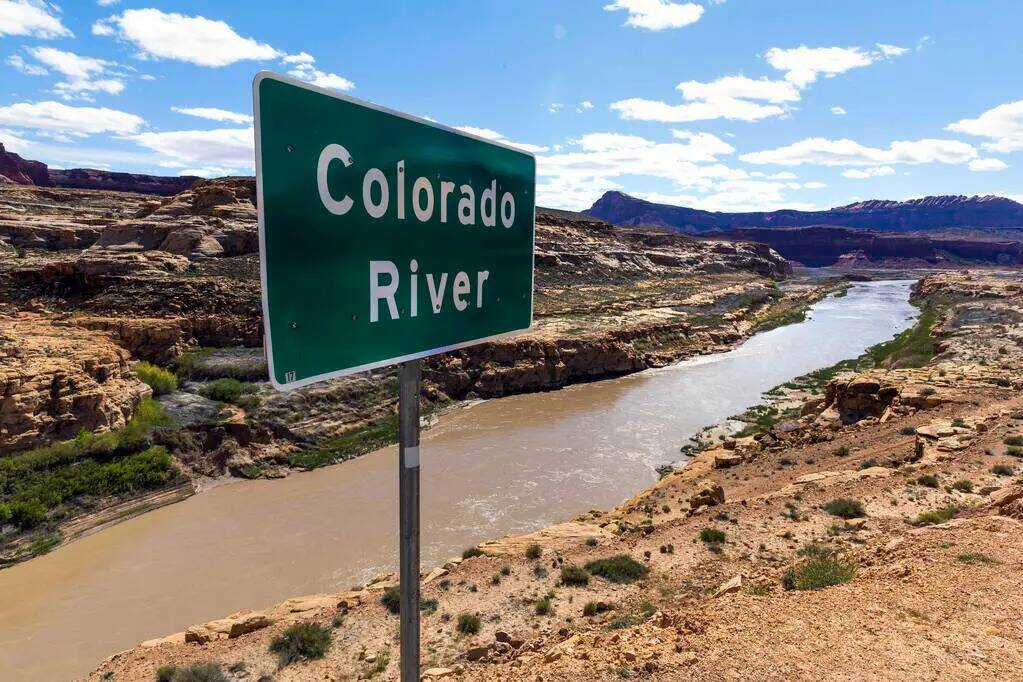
xmin=253 ymin=71 xmax=536 ymax=391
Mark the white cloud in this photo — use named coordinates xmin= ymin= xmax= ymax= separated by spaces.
xmin=547 ymin=103 xmax=564 ymax=114
xmin=947 ymin=100 xmax=1023 ymax=153
xmin=454 ymin=125 xmax=547 ymax=154
xmin=97 ymin=0 xmax=119 ymax=6
xmin=7 ymin=53 xmax=48 ymax=76
xmin=576 ymin=100 xmax=594 ymax=113
xmin=21 ymin=47 xmax=126 ymax=99
xmin=0 ymin=0 xmax=71 ymax=39
xmin=842 ymin=166 xmax=896 ymax=179
xmin=764 ymin=46 xmax=877 ymax=87
xmin=286 ymin=55 xmax=354 ymax=91
xmin=604 ymin=0 xmax=704 ymax=31
xmin=802 ymin=181 xmax=827 ymax=189
xmin=535 ymin=130 xmax=753 ymax=209
xmin=876 ymin=43 xmax=909 ymax=58
xmin=0 ymin=100 xmax=143 ymax=136
xmin=968 ymin=158 xmax=1008 ymax=172
xmin=612 ymin=75 xmax=797 ymax=123
xmin=128 ymin=127 xmax=255 ymax=170
xmin=93 ymin=9 xmax=280 ymax=67
xmin=172 ymin=106 xmax=253 ymax=125
xmin=831 ymin=105 xmax=847 ymax=116
xmin=742 ymin=137 xmax=978 ymax=167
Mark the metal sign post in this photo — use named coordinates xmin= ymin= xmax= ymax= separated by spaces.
xmin=397 ymin=360 xmax=421 ymax=681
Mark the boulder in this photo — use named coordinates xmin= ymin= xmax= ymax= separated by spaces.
xmin=713 ymin=574 xmax=743 ymax=598
xmin=689 ymin=482 xmax=725 ymax=509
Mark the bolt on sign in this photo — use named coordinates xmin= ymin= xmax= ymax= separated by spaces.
xmin=254 ymin=72 xmax=536 ymax=389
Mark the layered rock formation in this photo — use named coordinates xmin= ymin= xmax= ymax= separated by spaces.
xmin=0 ymin=142 xmax=198 ymax=195
xmin=587 ymin=190 xmax=1023 ymax=232
xmin=0 ymin=315 xmax=149 ymax=454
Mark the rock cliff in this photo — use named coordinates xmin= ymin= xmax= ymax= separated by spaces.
xmin=587 ymin=190 xmax=1023 ymax=232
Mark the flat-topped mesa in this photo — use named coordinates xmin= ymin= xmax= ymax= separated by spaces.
xmin=586 ymin=190 xmax=1023 ymax=232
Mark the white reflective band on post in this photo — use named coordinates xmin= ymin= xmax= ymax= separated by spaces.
xmin=405 ymin=446 xmax=420 ymax=468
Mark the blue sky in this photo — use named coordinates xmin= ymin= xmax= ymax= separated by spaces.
xmin=1 ymin=0 xmax=1021 ymax=211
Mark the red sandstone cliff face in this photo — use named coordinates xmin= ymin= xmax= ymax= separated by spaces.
xmin=0 ymin=143 xmax=50 ymax=186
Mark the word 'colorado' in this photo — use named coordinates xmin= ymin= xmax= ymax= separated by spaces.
xmin=316 ymin=142 xmax=518 ymax=228
xmin=314 ymin=142 xmax=521 ymax=323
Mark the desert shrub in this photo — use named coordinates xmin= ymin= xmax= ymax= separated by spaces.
xmin=585 ymin=537 xmax=598 ymax=547
xmin=198 ymin=378 xmax=258 ymax=408
xmin=525 ymin=543 xmax=542 ymax=560
xmin=833 ymin=445 xmax=851 ymax=457
xmin=913 ymin=504 xmax=961 ymax=526
xmin=381 ymin=587 xmax=401 ymax=614
xmin=952 ymin=479 xmax=974 ymax=493
xmin=917 ymin=474 xmax=940 ymax=488
xmin=823 ymin=498 xmax=866 ymax=519
xmin=899 ymin=426 xmax=917 ymax=436
xmin=500 ymin=564 xmax=511 ymax=576
xmin=859 ymin=458 xmax=879 ymax=470
xmin=419 ymin=598 xmax=438 ymax=613
xmin=532 ymin=564 xmax=548 ymax=579
xmin=992 ymin=464 xmax=1015 ymax=476
xmin=956 ymin=552 xmax=999 ymax=565
xmin=535 ymin=596 xmax=552 ymax=615
xmin=1004 ymin=436 xmax=1023 ymax=447
xmin=135 ymin=362 xmax=178 ymax=396
xmin=269 ymin=622 xmax=331 ymax=666
xmin=155 ymin=662 xmax=228 ymax=682
xmin=584 ymin=555 xmax=648 ymax=584
xmin=462 ymin=546 xmax=484 ymax=559
xmin=698 ymin=528 xmax=726 ymax=544
xmin=919 ymin=387 xmax=937 ymax=396
xmin=456 ymin=612 xmax=481 ymax=634
xmin=782 ymin=556 xmax=856 ymax=591
xmin=291 ymin=415 xmax=398 ymax=470
xmin=560 ymin=564 xmax=590 ymax=587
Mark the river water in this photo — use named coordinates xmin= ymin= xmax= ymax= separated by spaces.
xmin=0 ymin=280 xmax=917 ymax=680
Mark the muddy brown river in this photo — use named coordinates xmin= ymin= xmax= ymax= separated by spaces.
xmin=0 ymin=280 xmax=916 ymax=680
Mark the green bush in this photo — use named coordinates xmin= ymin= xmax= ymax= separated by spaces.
xmin=833 ymin=445 xmax=851 ymax=457
xmin=992 ymin=464 xmax=1015 ymax=476
xmin=535 ymin=596 xmax=552 ymax=615
xmin=155 ymin=662 xmax=228 ymax=682
xmin=381 ymin=587 xmax=401 ymax=615
xmin=1004 ymin=436 xmax=1023 ymax=447
xmin=500 ymin=564 xmax=512 ymax=576
xmin=956 ymin=552 xmax=999 ymax=565
xmin=525 ymin=543 xmax=542 ymax=560
xmin=698 ymin=528 xmax=726 ymax=544
xmin=782 ymin=556 xmax=856 ymax=591
xmin=952 ymin=479 xmax=974 ymax=494
xmin=584 ymin=555 xmax=648 ymax=584
xmin=823 ymin=498 xmax=866 ymax=519
xmin=135 ymin=362 xmax=178 ymax=396
xmin=560 ymin=564 xmax=590 ymax=586
xmin=291 ymin=415 xmax=398 ymax=470
xmin=456 ymin=613 xmax=481 ymax=635
xmin=917 ymin=474 xmax=940 ymax=488
xmin=582 ymin=601 xmax=598 ymax=617
xmin=462 ymin=546 xmax=484 ymax=560
xmin=913 ymin=504 xmax=961 ymax=526
xmin=198 ymin=378 xmax=258 ymax=407
xmin=269 ymin=622 xmax=332 ymax=666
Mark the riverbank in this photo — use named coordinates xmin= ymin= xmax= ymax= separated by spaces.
xmin=91 ymin=270 xmax=1023 ymax=680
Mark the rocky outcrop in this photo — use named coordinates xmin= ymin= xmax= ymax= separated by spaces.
xmin=48 ymin=168 xmax=198 ymax=196
xmin=0 ymin=315 xmax=149 ymax=454
xmin=587 ymin=190 xmax=1023 ymax=232
xmin=0 ymin=143 xmax=50 ymax=186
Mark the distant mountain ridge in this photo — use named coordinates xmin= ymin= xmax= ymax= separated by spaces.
xmin=0 ymin=142 xmax=199 ymax=196
xmin=586 ymin=190 xmax=1023 ymax=232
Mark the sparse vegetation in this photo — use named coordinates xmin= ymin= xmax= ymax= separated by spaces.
xmin=956 ymin=552 xmax=1000 ymax=565
xmin=917 ymin=474 xmax=940 ymax=488
xmin=535 ymin=596 xmax=553 ymax=615
xmin=584 ymin=555 xmax=648 ymax=584
xmin=290 ymin=415 xmax=399 ymax=470
xmin=268 ymin=622 xmax=331 ymax=666
xmin=992 ymin=464 xmax=1015 ymax=476
xmin=456 ymin=612 xmax=481 ymax=634
xmin=952 ymin=479 xmax=974 ymax=494
xmin=899 ymin=426 xmax=917 ymax=436
xmin=913 ymin=504 xmax=962 ymax=526
xmin=525 ymin=543 xmax=542 ymax=560
xmin=462 ymin=546 xmax=484 ymax=559
xmin=381 ymin=587 xmax=401 ymax=614
xmin=198 ymin=378 xmax=259 ymax=409
xmin=783 ymin=555 xmax=856 ymax=591
xmin=560 ymin=564 xmax=591 ymax=586
xmin=155 ymin=662 xmax=228 ymax=682
xmin=823 ymin=498 xmax=866 ymax=519
xmin=698 ymin=527 xmax=727 ymax=544
xmin=135 ymin=361 xmax=178 ymax=396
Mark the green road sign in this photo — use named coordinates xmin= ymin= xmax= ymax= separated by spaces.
xmin=253 ymin=72 xmax=536 ymax=390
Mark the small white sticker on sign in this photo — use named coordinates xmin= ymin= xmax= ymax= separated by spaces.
xmin=405 ymin=445 xmax=420 ymax=468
